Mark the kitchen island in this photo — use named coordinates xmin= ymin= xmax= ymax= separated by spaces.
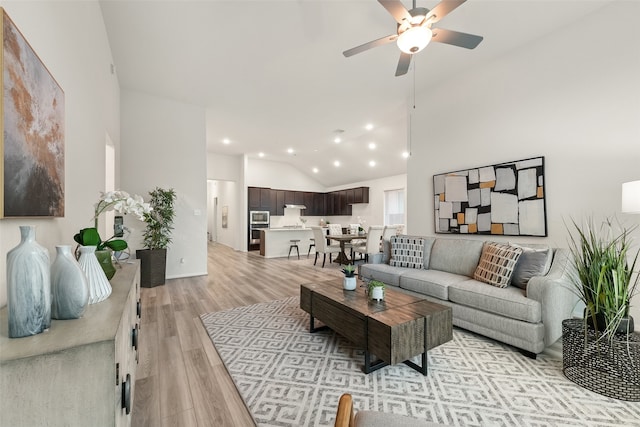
xmin=261 ymin=227 xmax=315 ymax=258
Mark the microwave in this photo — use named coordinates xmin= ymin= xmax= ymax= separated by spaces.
xmin=250 ymin=211 xmax=270 ymax=224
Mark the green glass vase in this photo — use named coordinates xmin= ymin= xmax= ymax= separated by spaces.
xmin=95 ymin=249 xmax=116 ymax=280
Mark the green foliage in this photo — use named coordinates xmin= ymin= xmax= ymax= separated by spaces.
xmin=367 ymin=280 xmax=385 ymax=295
xmin=567 ymin=217 xmax=639 ymax=341
xmin=341 ymin=264 xmax=356 ymax=277
xmin=74 ymin=227 xmax=127 ymax=251
xmin=143 ymin=188 xmax=177 ymax=250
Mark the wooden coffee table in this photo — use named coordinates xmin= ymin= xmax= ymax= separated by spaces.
xmin=300 ymin=279 xmax=452 ymax=375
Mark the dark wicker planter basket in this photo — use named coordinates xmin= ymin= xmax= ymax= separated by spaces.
xmin=562 ymin=318 xmax=640 ymax=401
xmin=136 ymin=249 xmax=167 ymax=288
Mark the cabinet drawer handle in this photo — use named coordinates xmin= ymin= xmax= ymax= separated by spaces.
xmin=132 ymin=324 xmax=139 ymax=351
xmin=121 ymin=373 xmax=131 ymax=414
xmin=137 ymin=299 xmax=142 ymax=318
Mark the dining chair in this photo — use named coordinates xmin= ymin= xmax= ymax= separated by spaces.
xmin=327 ymin=224 xmax=343 ymax=248
xmin=310 ymin=226 xmax=340 ymax=267
xmin=354 ymin=225 xmax=384 ymax=262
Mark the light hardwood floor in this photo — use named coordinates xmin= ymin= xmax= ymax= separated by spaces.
xmin=132 ymin=242 xmax=343 ymax=427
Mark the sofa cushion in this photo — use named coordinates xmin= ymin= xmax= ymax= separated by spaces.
xmin=448 ymin=279 xmax=542 ymax=323
xmin=429 ymin=238 xmax=484 ymax=277
xmin=389 ymin=236 xmax=424 ymax=269
xmin=359 ymin=263 xmax=413 ymax=287
xmin=510 ymin=244 xmax=553 ymax=290
xmin=399 ymin=269 xmax=469 ymax=300
xmin=473 ymin=242 xmax=523 ymax=288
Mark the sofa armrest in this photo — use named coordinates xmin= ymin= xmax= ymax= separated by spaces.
xmin=526 ymin=248 xmax=580 ymax=346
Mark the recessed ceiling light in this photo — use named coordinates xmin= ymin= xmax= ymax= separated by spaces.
xmin=222 ymin=138 xmax=230 ymax=144
xmin=402 ymin=151 xmax=410 ymax=158
xmin=365 ymin=123 xmax=374 ymax=131
xmin=334 ymin=160 xmax=340 ymax=167
xmin=312 ymin=167 xmax=318 ymax=173
xmin=369 ymin=160 xmax=376 ymax=167
xmin=334 ymin=137 xmax=342 ymax=144
xmin=258 ymin=152 xmax=265 ymax=157
xmin=287 ymin=148 xmax=294 ymax=154
xmin=368 ymin=142 xmax=376 ymax=150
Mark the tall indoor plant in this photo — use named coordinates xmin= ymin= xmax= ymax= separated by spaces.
xmin=137 ymin=187 xmax=176 ymax=287
xmin=567 ymin=217 xmax=639 ymax=341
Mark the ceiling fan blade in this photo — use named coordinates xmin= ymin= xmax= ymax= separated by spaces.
xmin=378 ymin=0 xmax=412 ymax=25
xmin=431 ymin=28 xmax=483 ymax=49
xmin=395 ymin=52 xmax=412 ymax=76
xmin=426 ymin=0 xmax=466 ymax=24
xmin=343 ymin=34 xmax=397 ymax=57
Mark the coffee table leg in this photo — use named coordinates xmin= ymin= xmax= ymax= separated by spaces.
xmin=309 ymin=315 xmax=328 ymax=333
xmin=364 ymin=351 xmax=388 ymax=374
xmin=403 ymin=352 xmax=428 ymax=375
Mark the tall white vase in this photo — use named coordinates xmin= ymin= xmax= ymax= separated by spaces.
xmin=51 ymin=245 xmax=90 ymax=319
xmin=77 ymin=246 xmax=112 ymax=304
xmin=6 ymin=225 xmax=51 ymax=338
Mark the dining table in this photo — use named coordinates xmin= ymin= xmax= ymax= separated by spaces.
xmin=329 ymin=234 xmax=367 ymax=265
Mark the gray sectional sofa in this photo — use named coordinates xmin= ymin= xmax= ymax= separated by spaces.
xmin=359 ymin=235 xmax=578 ymax=356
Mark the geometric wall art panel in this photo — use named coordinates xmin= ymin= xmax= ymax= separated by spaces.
xmin=434 ymin=157 xmax=547 ymax=236
xmin=1 ymin=8 xmax=65 ymax=218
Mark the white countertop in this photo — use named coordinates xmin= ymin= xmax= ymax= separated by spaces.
xmin=267 ymin=227 xmax=312 ymax=231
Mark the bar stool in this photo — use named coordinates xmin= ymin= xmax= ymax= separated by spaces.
xmin=288 ymin=239 xmax=300 ymax=260
xmin=307 ymin=238 xmax=315 ymax=258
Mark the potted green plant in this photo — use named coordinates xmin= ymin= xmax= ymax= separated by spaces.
xmin=566 ymin=217 xmax=639 ymax=341
xmin=136 ymin=187 xmax=176 ymax=288
xmin=367 ymin=280 xmax=385 ymax=302
xmin=341 ymin=264 xmax=357 ymax=290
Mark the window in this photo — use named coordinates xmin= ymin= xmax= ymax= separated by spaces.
xmin=384 ymin=189 xmax=405 ymax=226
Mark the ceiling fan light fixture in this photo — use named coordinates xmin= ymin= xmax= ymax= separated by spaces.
xmin=396 ymin=26 xmax=432 ymax=54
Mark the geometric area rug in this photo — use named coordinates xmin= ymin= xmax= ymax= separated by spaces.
xmin=200 ymin=297 xmax=640 ymax=427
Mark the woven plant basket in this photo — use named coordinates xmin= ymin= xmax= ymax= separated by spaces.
xmin=136 ymin=249 xmax=167 ymax=288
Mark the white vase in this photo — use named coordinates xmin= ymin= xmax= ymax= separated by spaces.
xmin=77 ymin=246 xmax=112 ymax=304
xmin=6 ymin=225 xmax=51 ymax=338
xmin=343 ymin=276 xmax=357 ymax=291
xmin=51 ymin=245 xmax=90 ymax=319
xmin=371 ymin=287 xmax=384 ymax=301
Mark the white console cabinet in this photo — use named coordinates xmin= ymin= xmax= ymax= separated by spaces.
xmin=0 ymin=261 xmax=141 ymax=427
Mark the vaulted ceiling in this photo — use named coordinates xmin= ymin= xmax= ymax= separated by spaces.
xmin=100 ymin=0 xmax=612 ymax=187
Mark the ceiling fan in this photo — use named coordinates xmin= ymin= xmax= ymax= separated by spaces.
xmin=343 ymin=0 xmax=483 ymax=76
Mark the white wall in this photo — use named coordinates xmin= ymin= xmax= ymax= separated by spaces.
xmin=407 ymin=1 xmax=640 ymax=320
xmin=207 ymin=179 xmax=240 ymax=249
xmin=120 ymin=90 xmax=207 ymax=278
xmin=246 ymin=158 xmax=325 ymax=192
xmin=0 ymin=1 xmax=120 ymax=307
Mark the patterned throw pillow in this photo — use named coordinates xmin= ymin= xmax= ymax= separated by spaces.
xmin=390 ymin=236 xmax=424 ymax=269
xmin=473 ymin=242 xmax=523 ymax=288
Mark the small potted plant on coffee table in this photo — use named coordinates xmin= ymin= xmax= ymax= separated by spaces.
xmin=368 ymin=280 xmax=385 ymax=301
xmin=342 ymin=264 xmax=357 ymax=290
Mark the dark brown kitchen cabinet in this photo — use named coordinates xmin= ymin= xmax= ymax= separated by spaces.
xmin=312 ymin=193 xmax=325 ymax=216
xmin=284 ymin=191 xmax=296 ymax=205
xmin=248 ymin=187 xmax=260 ymax=209
xmin=275 ymin=190 xmax=285 ymax=216
xmin=248 ymin=187 xmax=271 ymax=210
xmin=352 ymin=187 xmax=369 ymax=204
xmin=346 ymin=188 xmax=355 ymax=205
xmin=269 ymin=190 xmax=277 ymax=215
xmin=303 ymin=192 xmax=314 ymax=215
xmin=264 ymin=186 xmax=368 ymax=216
